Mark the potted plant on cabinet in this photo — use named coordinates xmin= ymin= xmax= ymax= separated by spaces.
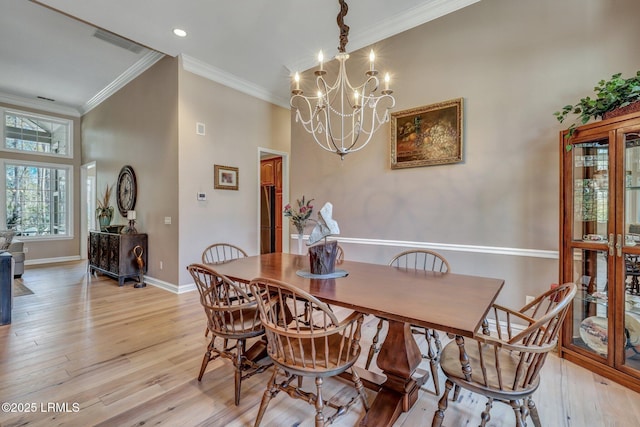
xmin=96 ymin=184 xmax=114 ymax=230
xmin=554 ymin=70 xmax=640 ymax=141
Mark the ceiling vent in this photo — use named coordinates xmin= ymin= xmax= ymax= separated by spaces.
xmin=93 ymin=28 xmax=144 ymax=54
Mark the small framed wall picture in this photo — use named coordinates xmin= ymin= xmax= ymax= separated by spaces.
xmin=214 ymin=165 xmax=239 ymax=190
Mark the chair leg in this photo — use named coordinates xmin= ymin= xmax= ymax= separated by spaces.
xmin=527 ymin=397 xmax=541 ymax=427
xmin=365 ymin=318 xmax=384 ymax=369
xmin=352 ymin=369 xmax=369 ymax=411
xmin=315 ymin=377 xmax=326 ymax=427
xmin=424 ymin=329 xmax=440 ymax=395
xmin=198 ymin=337 xmax=216 ymax=381
xmin=432 ymin=329 xmax=442 ymax=355
xmin=432 ymin=378 xmax=454 ymax=427
xmin=480 ymin=397 xmax=493 ymax=426
xmin=233 ymin=339 xmax=245 ymax=406
xmin=452 ymin=384 xmax=461 ymax=401
xmin=510 ymin=400 xmax=526 ymax=427
xmin=254 ymin=368 xmax=279 ymax=427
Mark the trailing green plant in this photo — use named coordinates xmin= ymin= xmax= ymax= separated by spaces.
xmin=554 ymin=71 xmax=640 ymax=141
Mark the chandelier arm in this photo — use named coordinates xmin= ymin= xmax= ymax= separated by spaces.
xmin=322 ymin=99 xmax=345 ymax=154
xmin=318 ymin=106 xmax=339 ymax=153
xmin=358 ymin=75 xmax=381 ymax=98
xmin=292 ymin=97 xmax=325 ymax=136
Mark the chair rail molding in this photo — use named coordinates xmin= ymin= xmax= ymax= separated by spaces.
xmin=291 ymin=235 xmax=558 ymax=259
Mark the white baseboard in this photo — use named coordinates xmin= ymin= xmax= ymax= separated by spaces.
xmin=24 ymin=255 xmax=82 ymax=265
xmin=143 ymin=276 xmax=195 ymax=294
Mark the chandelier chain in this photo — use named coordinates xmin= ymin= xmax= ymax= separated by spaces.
xmin=337 ymin=0 xmax=349 ymax=53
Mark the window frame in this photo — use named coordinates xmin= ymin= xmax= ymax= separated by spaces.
xmin=2 ymin=158 xmax=74 ymax=241
xmin=1 ymin=107 xmax=74 ymax=159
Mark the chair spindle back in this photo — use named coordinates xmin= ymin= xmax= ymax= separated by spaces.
xmin=389 ymin=249 xmax=450 ymax=273
xmin=249 ymin=277 xmax=363 ymax=375
xmin=201 ymin=243 xmax=248 ymax=264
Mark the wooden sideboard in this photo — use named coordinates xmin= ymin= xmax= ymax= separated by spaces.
xmin=89 ymin=231 xmax=148 ymax=286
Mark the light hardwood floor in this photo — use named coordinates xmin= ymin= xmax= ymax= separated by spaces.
xmin=1 ymin=261 xmax=640 ymax=427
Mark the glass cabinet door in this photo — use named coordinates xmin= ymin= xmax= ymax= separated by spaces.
xmin=570 ymin=248 xmax=609 ymax=357
xmin=568 ymin=138 xmax=612 ymax=359
xmin=623 ymin=130 xmax=640 ymax=373
xmin=572 ymin=139 xmax=610 ymax=243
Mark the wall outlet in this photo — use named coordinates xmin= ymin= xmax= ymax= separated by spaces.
xmin=164 ymin=216 xmax=172 ymax=225
xmin=23 ymin=247 xmax=28 ymax=253
xmin=525 ymin=295 xmax=535 ymax=305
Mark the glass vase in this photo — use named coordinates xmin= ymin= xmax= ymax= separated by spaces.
xmin=296 ymin=224 xmax=305 ymax=255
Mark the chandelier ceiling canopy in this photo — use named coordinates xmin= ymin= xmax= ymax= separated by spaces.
xmin=290 ymin=0 xmax=396 ymax=160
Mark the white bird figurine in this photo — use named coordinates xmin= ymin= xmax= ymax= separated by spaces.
xmin=307 ymin=202 xmax=340 ymax=245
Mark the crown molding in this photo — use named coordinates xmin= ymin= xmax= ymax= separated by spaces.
xmin=81 ymin=50 xmax=165 ymax=115
xmin=0 ymin=92 xmax=82 ymax=117
xmin=353 ymin=0 xmax=481 ymax=50
xmin=352 ymin=0 xmax=481 ymax=50
xmin=181 ymin=54 xmax=290 ymax=109
xmin=289 ymin=0 xmax=481 ymax=73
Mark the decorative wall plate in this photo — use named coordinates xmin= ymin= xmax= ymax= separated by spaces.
xmin=580 ymin=316 xmax=608 ymax=355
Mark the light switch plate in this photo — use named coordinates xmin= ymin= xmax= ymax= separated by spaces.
xmin=197 ymin=192 xmax=206 ymax=201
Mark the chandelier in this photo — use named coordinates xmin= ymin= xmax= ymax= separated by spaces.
xmin=290 ymin=0 xmax=396 ymax=160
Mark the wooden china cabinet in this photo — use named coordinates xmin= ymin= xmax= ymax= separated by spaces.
xmin=559 ymin=110 xmax=640 ymax=392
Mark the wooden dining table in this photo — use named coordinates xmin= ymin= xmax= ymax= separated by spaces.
xmin=210 ymin=252 xmax=504 ymax=427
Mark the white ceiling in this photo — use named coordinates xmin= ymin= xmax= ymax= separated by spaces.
xmin=0 ymin=0 xmax=480 ymax=116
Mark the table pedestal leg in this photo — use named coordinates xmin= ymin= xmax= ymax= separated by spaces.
xmin=360 ymin=320 xmax=422 ymax=426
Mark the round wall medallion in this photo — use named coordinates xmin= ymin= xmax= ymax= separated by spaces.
xmin=116 ymin=165 xmax=137 ymax=217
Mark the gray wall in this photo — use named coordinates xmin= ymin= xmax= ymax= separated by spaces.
xmin=290 ymin=0 xmax=640 ymax=307
xmin=177 ymin=68 xmax=291 ymax=288
xmin=82 ymin=56 xmax=180 ymax=285
xmin=81 ymin=56 xmax=292 ymax=290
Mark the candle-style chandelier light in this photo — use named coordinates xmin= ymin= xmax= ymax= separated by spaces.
xmin=290 ymin=0 xmax=396 ymax=160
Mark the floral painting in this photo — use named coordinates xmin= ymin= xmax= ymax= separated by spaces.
xmin=390 ymin=98 xmax=463 ymax=169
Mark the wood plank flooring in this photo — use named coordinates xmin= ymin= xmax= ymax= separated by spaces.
xmin=1 ymin=261 xmax=639 ymax=426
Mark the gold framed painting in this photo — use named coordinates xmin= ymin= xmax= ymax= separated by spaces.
xmin=390 ymin=98 xmax=463 ymax=169
xmin=214 ymin=165 xmax=239 ymax=190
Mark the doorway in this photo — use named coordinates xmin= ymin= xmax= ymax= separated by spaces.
xmin=258 ymin=148 xmax=288 ymax=254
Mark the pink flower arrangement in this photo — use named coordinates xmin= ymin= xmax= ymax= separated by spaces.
xmin=283 ymin=195 xmax=314 ymax=234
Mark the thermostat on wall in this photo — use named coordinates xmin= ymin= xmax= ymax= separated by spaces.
xmin=197 ymin=192 xmax=206 ymax=201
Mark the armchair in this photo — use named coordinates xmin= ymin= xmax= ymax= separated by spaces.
xmin=249 ymin=277 xmax=369 ymax=427
xmin=8 ymin=239 xmax=25 ymax=278
xmin=432 ymin=282 xmax=577 ymax=427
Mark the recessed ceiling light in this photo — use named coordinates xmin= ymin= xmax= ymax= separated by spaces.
xmin=173 ymin=28 xmax=187 ymax=37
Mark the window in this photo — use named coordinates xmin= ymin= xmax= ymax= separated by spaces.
xmin=2 ymin=109 xmax=72 ymax=158
xmin=3 ymin=161 xmax=72 ymax=238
